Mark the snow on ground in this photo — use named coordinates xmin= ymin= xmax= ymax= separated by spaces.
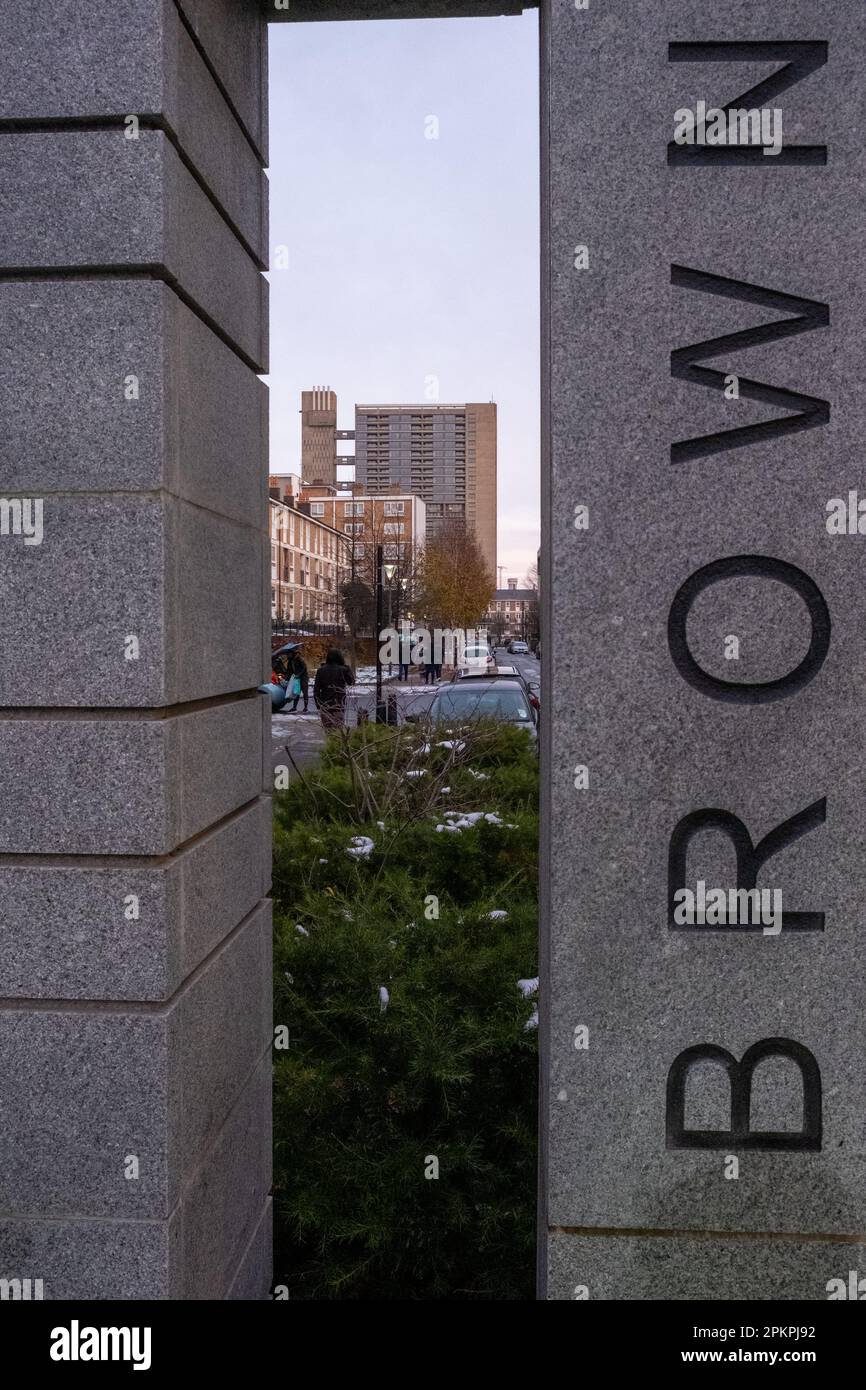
xmin=353 ymin=666 xmax=401 ymax=685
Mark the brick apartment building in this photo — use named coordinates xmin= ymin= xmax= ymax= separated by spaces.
xmin=485 ymin=577 xmax=539 ymax=643
xmin=268 ymin=475 xmax=350 ymax=627
xmin=301 ymin=483 xmax=426 ymax=580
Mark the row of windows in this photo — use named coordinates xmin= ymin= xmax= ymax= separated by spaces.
xmin=343 ymin=521 xmax=405 ymax=536
xmin=271 ymin=562 xmax=337 ymax=589
xmin=360 ymin=414 xmax=466 ymax=423
xmin=346 ymin=543 xmax=404 ymax=560
xmin=309 ymin=500 xmax=406 ymax=518
xmin=271 ymin=515 xmax=340 ymax=560
xmin=271 ymin=587 xmax=340 ymax=623
xmin=271 ymin=544 xmax=339 ymax=583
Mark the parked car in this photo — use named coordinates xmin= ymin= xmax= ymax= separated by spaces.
xmin=457 ymin=641 xmax=496 ymax=676
xmin=452 ymin=664 xmax=540 ymax=714
xmin=508 ymin=639 xmax=530 ymax=655
xmin=425 ymin=676 xmax=538 ymax=741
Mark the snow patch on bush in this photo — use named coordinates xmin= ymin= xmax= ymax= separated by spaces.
xmin=435 ymin=809 xmax=518 ymax=833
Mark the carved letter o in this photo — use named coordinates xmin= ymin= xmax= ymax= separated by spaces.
xmin=667 ymin=555 xmax=830 ymax=703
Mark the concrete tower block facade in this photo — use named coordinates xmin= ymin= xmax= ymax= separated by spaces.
xmin=301 ymin=388 xmax=339 ymax=486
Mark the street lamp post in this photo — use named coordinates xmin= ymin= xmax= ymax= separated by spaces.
xmin=375 ymin=543 xmax=384 ymax=722
xmin=399 ymin=576 xmax=409 ymax=673
xmin=376 ymin=554 xmax=398 ymax=722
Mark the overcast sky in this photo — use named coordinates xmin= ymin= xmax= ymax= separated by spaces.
xmin=266 ymin=10 xmax=540 ymax=582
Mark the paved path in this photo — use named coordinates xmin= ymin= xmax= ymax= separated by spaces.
xmin=270 ymin=709 xmax=326 ymax=777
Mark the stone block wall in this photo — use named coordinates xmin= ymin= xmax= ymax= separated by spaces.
xmin=0 ymin=0 xmax=272 ymax=1299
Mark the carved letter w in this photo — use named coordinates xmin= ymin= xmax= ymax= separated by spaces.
xmin=671 ymin=265 xmax=829 ymax=463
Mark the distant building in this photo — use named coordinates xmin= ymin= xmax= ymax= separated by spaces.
xmin=300 ymin=387 xmax=356 ymax=486
xmin=301 ymin=387 xmax=339 ymax=486
xmin=268 ymin=474 xmax=350 ymax=628
xmin=485 ymin=577 xmax=538 ymax=642
xmin=298 ymin=482 xmax=426 ymax=633
xmin=300 ymin=483 xmax=426 ymax=574
xmin=353 ymin=401 xmax=497 ymax=582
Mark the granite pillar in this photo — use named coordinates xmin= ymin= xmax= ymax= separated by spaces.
xmin=0 ymin=0 xmax=272 ymax=1299
xmin=541 ymin=0 xmax=866 ymax=1299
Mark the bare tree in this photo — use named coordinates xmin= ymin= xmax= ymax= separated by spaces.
xmin=416 ymin=520 xmax=495 ymax=631
xmin=522 ymin=560 xmax=540 ymax=644
xmin=343 ymin=502 xmax=423 ymax=643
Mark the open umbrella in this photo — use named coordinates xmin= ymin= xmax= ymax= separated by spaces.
xmin=262 ymin=642 xmax=304 ymax=709
xmin=270 ymin=641 xmax=303 ymax=682
xmin=271 ymin=642 xmax=302 ymax=662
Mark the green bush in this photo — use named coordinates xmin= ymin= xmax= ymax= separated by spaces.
xmin=272 ymin=721 xmax=538 ymax=1299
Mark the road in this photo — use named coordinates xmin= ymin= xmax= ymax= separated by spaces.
xmin=495 ymin=645 xmax=541 ymax=688
xmin=270 ymin=646 xmax=541 ymax=777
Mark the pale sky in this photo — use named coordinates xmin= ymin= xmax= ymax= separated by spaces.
xmin=266 ymin=9 xmax=540 ymax=583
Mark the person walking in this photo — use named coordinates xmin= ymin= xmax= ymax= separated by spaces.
xmin=313 ymin=649 xmax=355 ymax=731
xmin=289 ymin=651 xmax=309 ymax=712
